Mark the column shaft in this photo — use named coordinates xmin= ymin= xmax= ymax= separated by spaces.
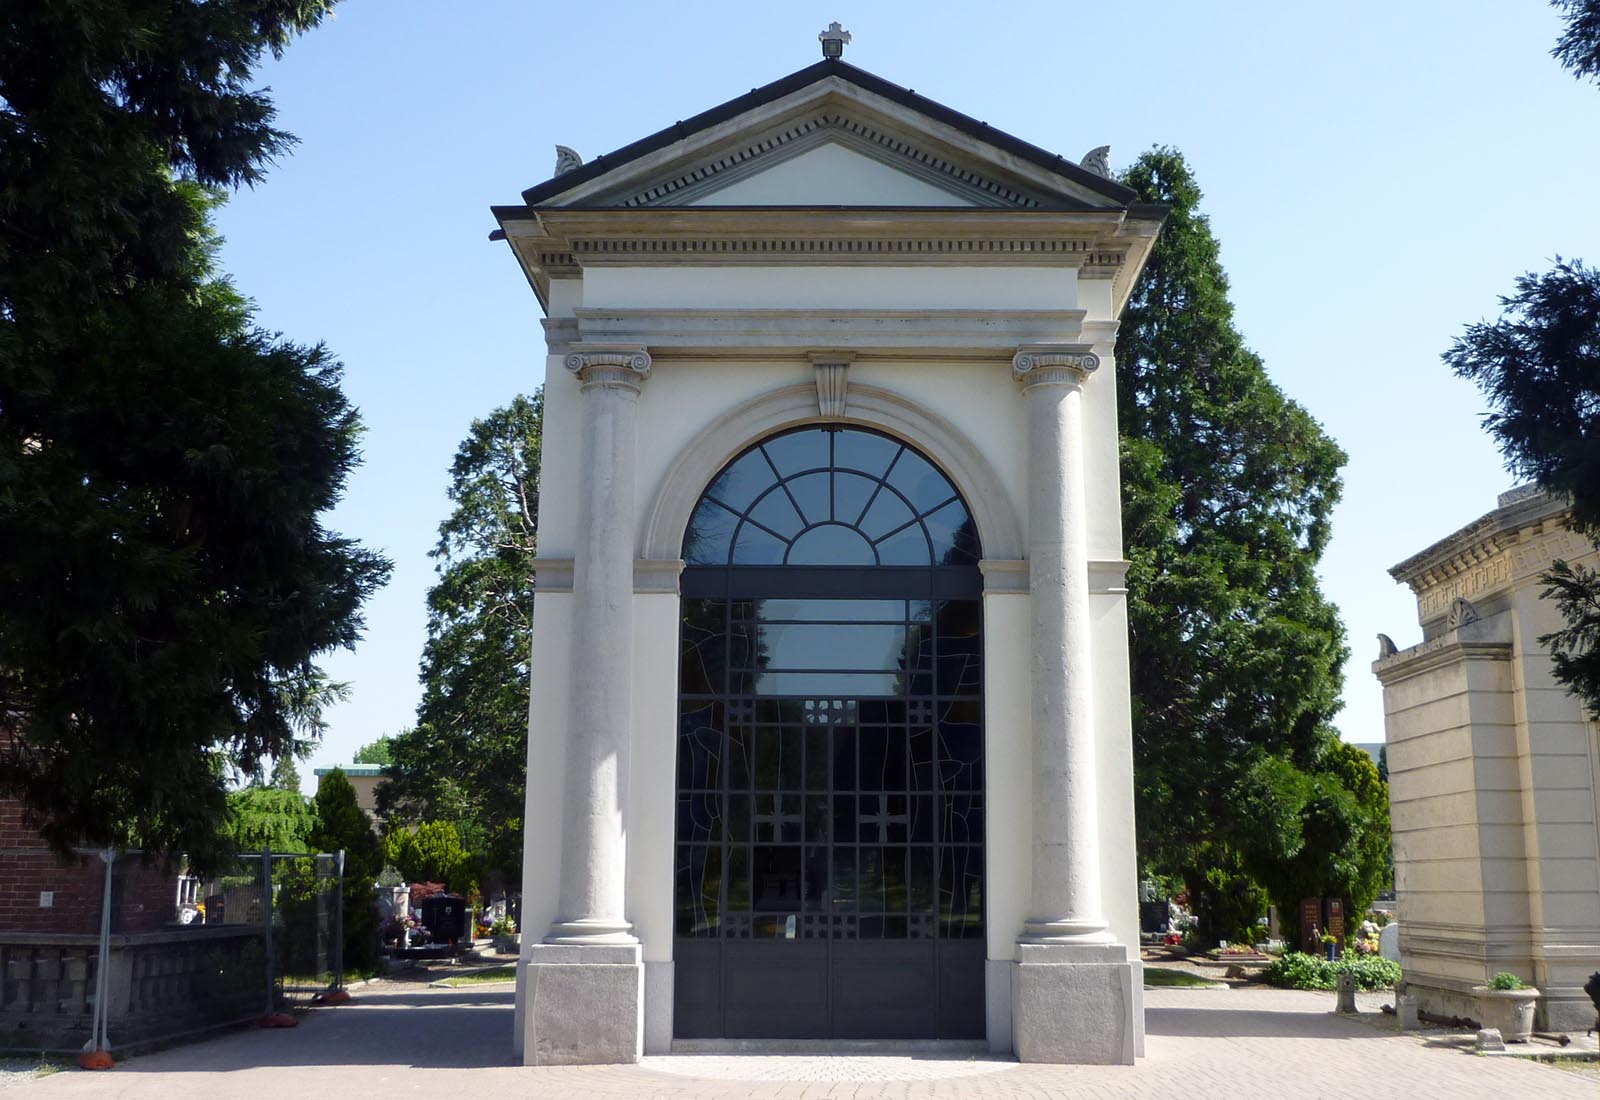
xmin=547 ymin=348 xmax=650 ymax=945
xmin=1014 ymin=347 xmax=1108 ymax=943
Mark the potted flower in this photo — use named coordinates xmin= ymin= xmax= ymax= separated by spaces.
xmin=1320 ymin=930 xmax=1338 ymax=962
xmin=491 ymin=915 xmax=519 ymax=954
xmin=1474 ymin=972 xmax=1540 ymax=1042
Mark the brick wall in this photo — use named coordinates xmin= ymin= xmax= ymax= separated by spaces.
xmin=1 ymin=798 xmax=177 ymax=936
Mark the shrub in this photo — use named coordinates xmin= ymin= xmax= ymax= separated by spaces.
xmin=1263 ymin=951 xmax=1401 ymax=991
xmin=1488 ymin=971 xmax=1526 ymax=991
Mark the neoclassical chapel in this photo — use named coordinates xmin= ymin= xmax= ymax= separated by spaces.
xmin=492 ymin=33 xmax=1165 ymax=1065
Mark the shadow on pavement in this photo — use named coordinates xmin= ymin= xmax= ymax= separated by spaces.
xmin=1146 ymin=1006 xmax=1391 ymax=1039
xmin=111 ymin=988 xmax=519 ymax=1072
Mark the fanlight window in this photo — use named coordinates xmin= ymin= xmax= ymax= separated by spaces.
xmin=683 ymin=427 xmax=980 ymax=568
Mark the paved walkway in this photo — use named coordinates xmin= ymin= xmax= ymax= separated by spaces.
xmin=8 ymin=978 xmax=1597 ymax=1099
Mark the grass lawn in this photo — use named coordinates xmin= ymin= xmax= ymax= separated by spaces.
xmin=437 ymin=966 xmax=517 ymax=987
xmin=1143 ymin=967 xmax=1224 ymax=989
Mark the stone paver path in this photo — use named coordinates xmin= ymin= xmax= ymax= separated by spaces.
xmin=8 ymin=978 xmax=1596 ymax=1099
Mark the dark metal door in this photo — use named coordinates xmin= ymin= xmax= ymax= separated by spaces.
xmin=671 ymin=427 xmax=985 ymax=1040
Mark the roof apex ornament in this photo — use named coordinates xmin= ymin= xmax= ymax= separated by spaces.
xmin=819 ymin=21 xmax=851 ymax=59
xmin=554 ymin=145 xmax=584 ymax=176
xmin=1080 ymin=145 xmax=1111 ymax=179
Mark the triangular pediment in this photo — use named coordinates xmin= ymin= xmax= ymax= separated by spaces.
xmin=515 ymin=64 xmax=1136 ymax=213
xmin=687 ymin=137 xmax=981 ymax=207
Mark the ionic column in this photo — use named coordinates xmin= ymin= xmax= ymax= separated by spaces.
xmin=546 ymin=345 xmax=651 ymax=945
xmin=1013 ymin=345 xmax=1109 ymax=943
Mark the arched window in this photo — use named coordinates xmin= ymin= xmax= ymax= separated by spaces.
xmin=682 ymin=427 xmax=980 ymax=571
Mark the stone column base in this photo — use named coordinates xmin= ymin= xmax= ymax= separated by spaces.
xmin=1012 ymin=942 xmax=1139 ymax=1064
xmin=522 ymin=943 xmax=643 ymax=1065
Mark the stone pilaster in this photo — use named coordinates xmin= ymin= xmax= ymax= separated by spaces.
xmin=523 ymin=345 xmax=649 ymax=1066
xmin=1009 ymin=345 xmax=1137 ymax=1065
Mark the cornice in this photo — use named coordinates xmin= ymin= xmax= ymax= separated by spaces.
xmin=1372 ymin=618 xmax=1514 ymax=684
xmin=1390 ymin=490 xmax=1572 ymax=590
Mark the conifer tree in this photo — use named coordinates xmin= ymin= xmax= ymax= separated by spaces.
xmin=308 ymin=768 xmax=382 ymax=970
xmin=1443 ymin=8 xmax=1600 ymax=720
xmin=1118 ymin=149 xmax=1360 ymax=940
xmin=0 ymin=2 xmax=388 ymax=866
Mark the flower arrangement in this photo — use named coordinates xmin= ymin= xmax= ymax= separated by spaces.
xmin=380 ymin=914 xmax=431 ymax=948
xmin=1488 ymin=971 xmax=1526 ymax=991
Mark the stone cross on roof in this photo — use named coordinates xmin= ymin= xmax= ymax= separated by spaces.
xmin=819 ymin=21 xmax=851 ymax=59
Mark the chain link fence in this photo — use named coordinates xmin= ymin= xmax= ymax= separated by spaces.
xmin=0 ymin=848 xmax=345 ymax=1056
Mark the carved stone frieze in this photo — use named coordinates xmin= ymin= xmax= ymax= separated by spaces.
xmin=1415 ymin=554 xmax=1511 ymax=622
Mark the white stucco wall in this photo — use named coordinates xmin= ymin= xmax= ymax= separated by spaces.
xmin=579 ymin=266 xmax=1078 ymax=313
xmin=523 ymin=250 xmax=1140 ymax=1053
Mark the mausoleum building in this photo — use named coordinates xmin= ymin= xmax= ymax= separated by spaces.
xmin=493 ymin=37 xmax=1164 ymax=1065
xmin=1375 ymin=486 xmax=1600 ymax=1030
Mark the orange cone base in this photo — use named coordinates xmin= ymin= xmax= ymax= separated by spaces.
xmin=76 ymin=1051 xmax=115 ymax=1070
xmin=315 ymin=989 xmax=352 ymax=1005
xmin=258 ymin=1013 xmax=298 ymax=1028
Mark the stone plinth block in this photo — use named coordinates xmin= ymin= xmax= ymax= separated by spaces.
xmin=1012 ymin=943 xmax=1139 ymax=1064
xmin=522 ymin=943 xmax=642 ymax=1066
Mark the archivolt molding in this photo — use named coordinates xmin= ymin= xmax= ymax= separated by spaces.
xmin=639 ymin=381 xmax=1024 ymax=563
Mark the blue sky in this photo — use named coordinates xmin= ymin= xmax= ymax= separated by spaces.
xmin=210 ymin=1 xmax=1600 ymax=787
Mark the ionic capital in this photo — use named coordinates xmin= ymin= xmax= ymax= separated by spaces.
xmin=564 ymin=345 xmax=652 ymax=392
xmin=1012 ymin=345 xmax=1100 ymax=389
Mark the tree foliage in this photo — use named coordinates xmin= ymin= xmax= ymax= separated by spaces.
xmin=379 ymin=394 xmax=543 ymax=890
xmin=307 ymin=767 xmax=382 ymax=969
xmin=1117 ymin=148 xmax=1357 ymax=940
xmin=1444 ymin=260 xmax=1600 ymax=719
xmin=0 ymin=2 xmax=387 ymax=868
xmin=1553 ymin=0 xmax=1600 ymax=84
xmin=383 ymin=820 xmax=474 ymax=894
xmin=353 ymin=737 xmax=394 ymax=766
xmin=223 ymin=785 xmax=317 ymax=854
xmin=1236 ymin=743 xmax=1391 ymax=940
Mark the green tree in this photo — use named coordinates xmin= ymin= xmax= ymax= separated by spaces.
xmin=307 ymin=768 xmax=383 ymax=970
xmin=1117 ymin=148 xmax=1351 ymax=943
xmin=0 ymin=2 xmax=389 ymax=868
xmin=271 ymin=754 xmax=305 ymax=793
xmin=379 ymin=395 xmax=543 ymax=891
xmin=353 ymin=737 xmax=394 ymax=766
xmin=383 ymin=820 xmax=474 ymax=894
xmin=1444 ymin=260 xmax=1600 ymax=719
xmin=1236 ymin=743 xmax=1391 ymax=942
xmin=1554 ymin=0 xmax=1600 ymax=84
xmin=1450 ymin=1 xmax=1600 ymax=722
xmin=223 ymin=785 xmax=317 ymax=854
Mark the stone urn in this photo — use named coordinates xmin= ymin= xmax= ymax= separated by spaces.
xmin=1473 ymin=986 xmax=1540 ymax=1042
xmin=493 ymin=932 xmax=520 ymax=955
